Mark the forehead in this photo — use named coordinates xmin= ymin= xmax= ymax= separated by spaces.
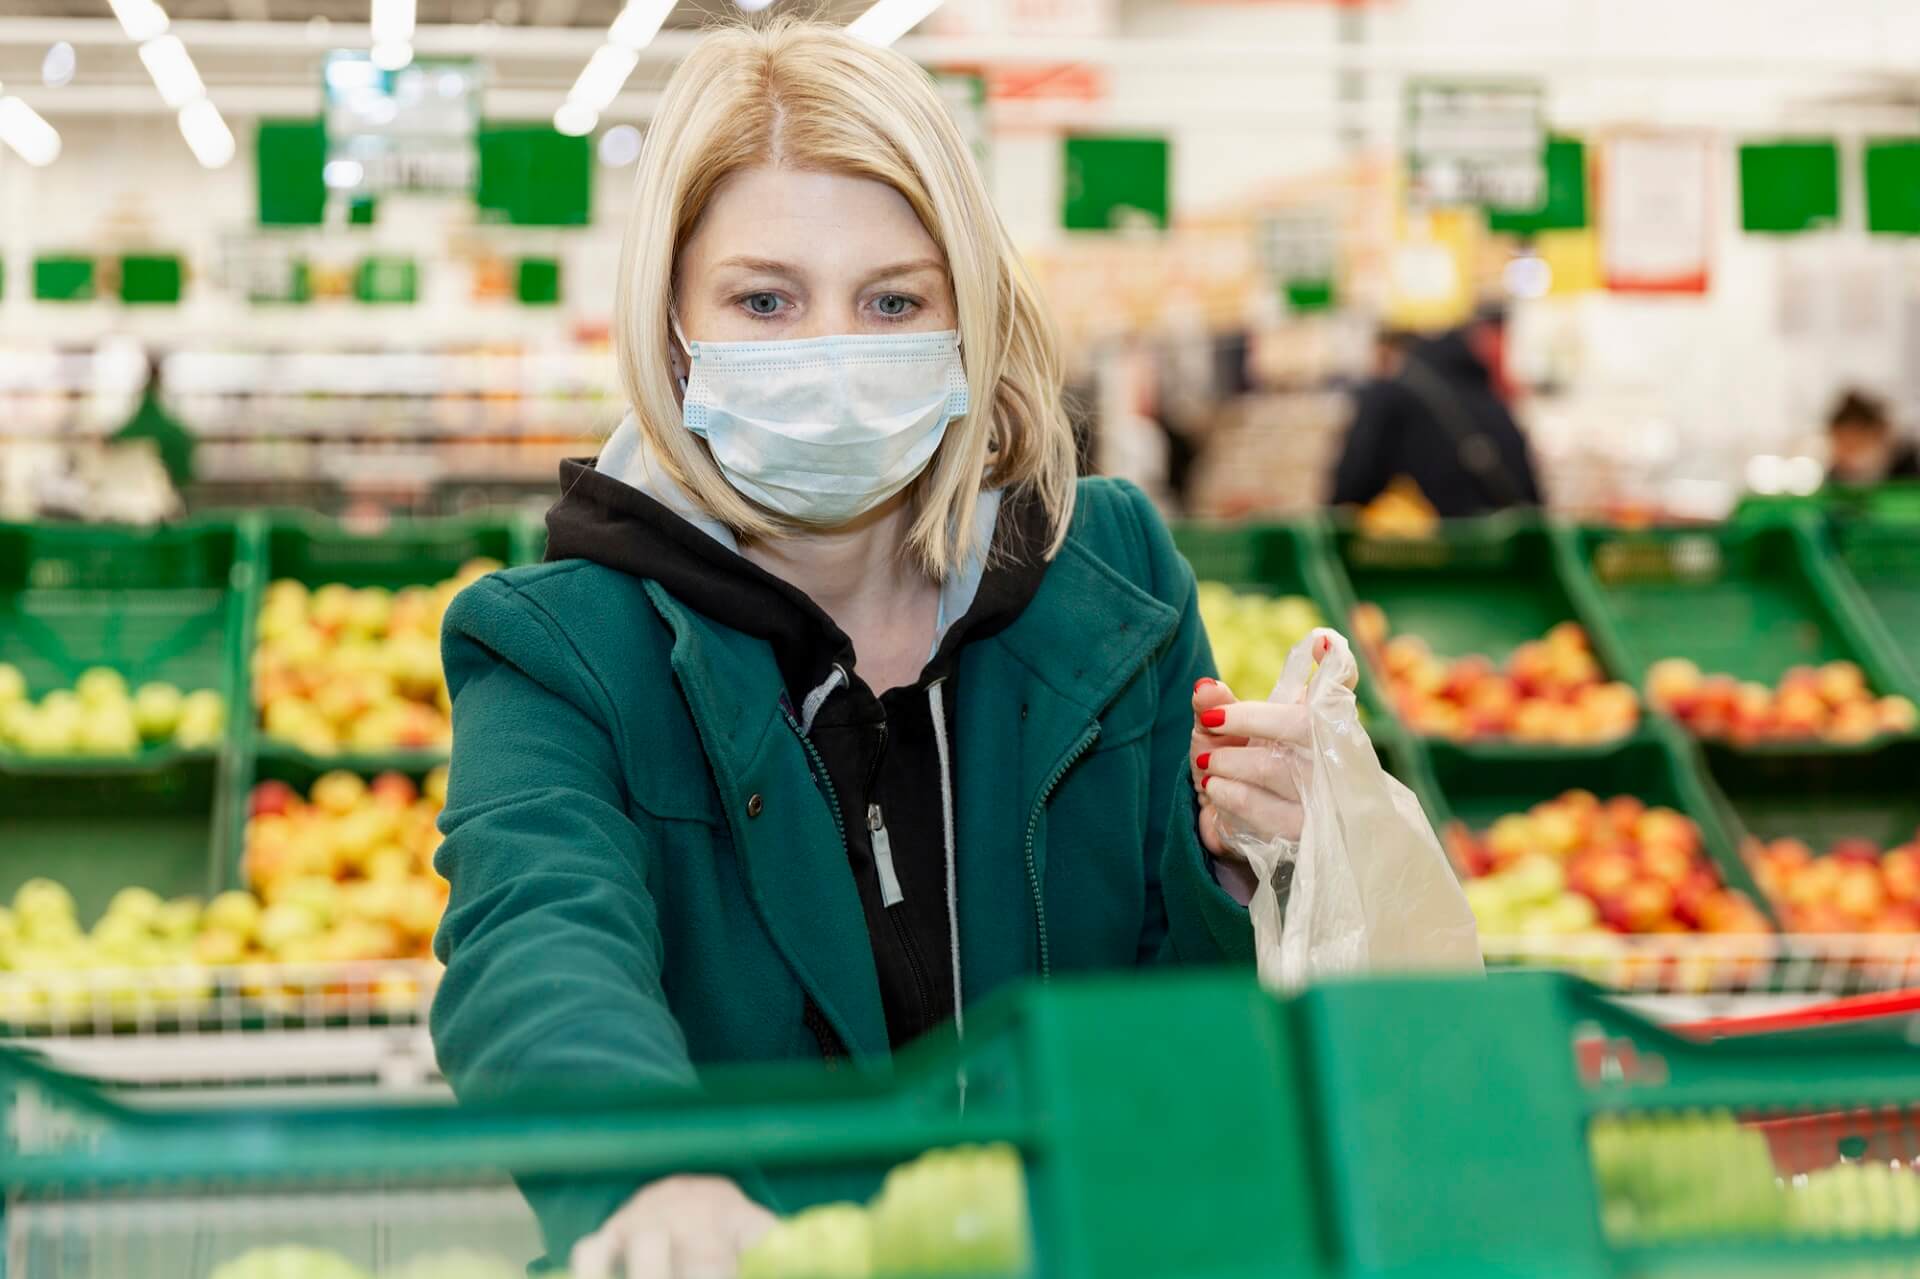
xmin=681 ymin=166 xmax=943 ymax=274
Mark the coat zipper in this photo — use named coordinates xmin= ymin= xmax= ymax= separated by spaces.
xmin=863 ymin=718 xmax=939 ymax=1035
xmin=1021 ymin=724 xmax=1099 ymax=978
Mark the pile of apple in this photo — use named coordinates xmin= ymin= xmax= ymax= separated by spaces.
xmin=1647 ymin=658 xmax=1917 ymax=745
xmin=252 ymin=559 xmax=498 ymax=756
xmin=0 ymin=663 xmax=224 ymax=757
xmin=1745 ymin=834 xmax=1920 ymax=933
xmin=1451 ymin=790 xmax=1772 ymax=936
xmin=1196 ymin=583 xmax=1324 ymax=699
xmin=1351 ymin=606 xmax=1639 ymax=745
xmin=241 ymin=768 xmax=451 ymax=964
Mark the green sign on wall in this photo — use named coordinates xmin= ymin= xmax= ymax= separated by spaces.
xmin=1487 ymin=136 xmax=1588 ymax=235
xmin=1739 ymin=140 xmax=1840 ymax=233
xmin=35 ymin=256 xmax=94 ymax=302
xmin=356 ymin=256 xmax=418 ymax=304
xmin=1063 ymin=135 xmax=1170 ymax=231
xmin=477 ymin=125 xmax=592 ymax=227
xmin=517 ymin=257 xmax=562 ymax=306
xmin=120 ymin=255 xmax=183 ymax=305
xmin=1865 ymin=139 xmax=1920 ymax=235
xmin=258 ymin=118 xmax=328 ymax=226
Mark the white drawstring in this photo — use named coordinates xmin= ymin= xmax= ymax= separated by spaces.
xmin=798 ymin=665 xmax=847 ymax=737
xmin=927 ymin=678 xmax=963 ymax=1044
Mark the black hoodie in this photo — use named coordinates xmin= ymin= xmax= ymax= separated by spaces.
xmin=545 ymin=460 xmax=1050 ymax=1052
xmin=1330 ymin=329 xmax=1543 ymax=517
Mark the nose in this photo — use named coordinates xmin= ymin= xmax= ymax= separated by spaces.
xmin=790 ymin=299 xmax=863 ymax=340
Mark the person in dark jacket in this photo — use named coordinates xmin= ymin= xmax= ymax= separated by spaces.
xmin=1329 ymin=315 xmax=1543 ymax=516
xmin=430 ymin=21 xmax=1346 ymax=1277
xmin=1827 ymin=388 xmax=1920 ymax=486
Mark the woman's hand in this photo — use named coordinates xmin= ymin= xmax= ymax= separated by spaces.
xmin=1191 ymin=631 xmax=1356 ymax=856
xmin=572 ymin=1175 xmax=776 ymax=1279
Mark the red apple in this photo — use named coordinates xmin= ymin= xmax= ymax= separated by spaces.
xmin=1881 ymin=849 xmax=1920 ymax=903
xmin=250 ymin=780 xmax=298 ymax=818
xmin=369 ymin=771 xmax=419 ymax=809
xmin=1828 ymin=838 xmax=1881 ymax=866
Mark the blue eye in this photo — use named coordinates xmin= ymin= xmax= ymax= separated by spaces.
xmin=743 ymin=292 xmax=783 ymax=316
xmin=874 ymin=293 xmax=916 ymax=318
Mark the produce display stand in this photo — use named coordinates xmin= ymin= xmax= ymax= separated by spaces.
xmin=1819 ymin=516 xmax=1920 ymax=702
xmin=5 ymin=969 xmax=1920 ymax=1278
xmin=1561 ymin=515 xmax=1907 ymax=712
xmin=1167 ymin=519 xmax=1341 ymax=611
xmin=1318 ymin=511 xmax=1639 ymax=731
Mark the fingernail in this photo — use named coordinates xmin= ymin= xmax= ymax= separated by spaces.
xmin=1194 ymin=677 xmax=1215 ymax=692
xmin=1202 ymin=775 xmax=1212 ymax=790
xmin=1196 ymin=752 xmax=1210 ymax=770
xmin=1200 ymin=708 xmax=1226 ymax=728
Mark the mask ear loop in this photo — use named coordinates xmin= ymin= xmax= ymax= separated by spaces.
xmin=667 ymin=311 xmax=692 ymax=395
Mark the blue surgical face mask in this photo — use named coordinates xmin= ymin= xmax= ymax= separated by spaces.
xmin=675 ymin=323 xmax=969 ymax=526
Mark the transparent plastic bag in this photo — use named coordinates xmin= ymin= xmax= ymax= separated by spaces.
xmin=1218 ymin=629 xmax=1483 ymax=992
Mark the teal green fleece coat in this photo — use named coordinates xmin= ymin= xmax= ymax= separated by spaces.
xmin=430 ymin=477 xmax=1253 ymax=1260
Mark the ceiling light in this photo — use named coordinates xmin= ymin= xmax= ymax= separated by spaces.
xmin=138 ymin=34 xmax=204 ymax=109
xmin=371 ymin=42 xmax=413 ymax=71
xmin=178 ymin=97 xmax=235 ymax=169
xmin=553 ymin=100 xmax=598 ymax=138
xmin=108 ymin=0 xmax=170 ymax=43
xmin=608 ymin=0 xmax=677 ymax=49
xmin=371 ymin=0 xmax=417 ymax=48
xmin=598 ymin=123 xmax=643 ymax=166
xmin=569 ymin=43 xmax=639 ymax=113
xmin=846 ymin=0 xmax=944 ymax=46
xmin=323 ymin=158 xmax=365 ymax=189
xmin=0 ymin=97 xmax=61 ymax=167
xmin=42 ymin=42 xmax=76 ymax=89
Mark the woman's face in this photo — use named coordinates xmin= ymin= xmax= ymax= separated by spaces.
xmin=674 ymin=166 xmax=956 ymax=347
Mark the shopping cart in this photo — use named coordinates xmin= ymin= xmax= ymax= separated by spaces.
xmin=5 ymin=969 xmax=1920 ymax=1278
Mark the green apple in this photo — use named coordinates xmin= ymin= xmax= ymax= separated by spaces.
xmin=153 ymin=897 xmax=202 ymax=942
xmin=204 ymin=890 xmax=262 ymax=938
xmin=104 ymin=886 xmax=163 ymax=928
xmin=174 ymin=689 xmax=226 ymax=748
xmin=0 ymin=662 xmax=24 ymax=708
xmin=207 ymin=1245 xmax=370 ymax=1279
xmin=740 ymin=1203 xmax=873 ymax=1279
xmin=18 ymin=702 xmax=80 ymax=755
xmin=74 ymin=666 xmax=129 ymax=709
xmin=869 ymin=1144 xmax=1030 ymax=1277
xmin=14 ymin=878 xmax=76 ymax=929
xmin=76 ymin=704 xmax=141 ymax=755
xmin=384 ymin=1249 xmax=520 ymax=1279
xmin=132 ymin=682 xmax=185 ymax=740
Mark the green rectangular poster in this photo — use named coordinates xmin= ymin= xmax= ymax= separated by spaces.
xmin=517 ymin=257 xmax=561 ymax=306
xmin=34 ymin=256 xmax=94 ymax=301
xmin=1487 ymin=136 xmax=1588 ymax=235
xmin=257 ymin=118 xmax=328 ymax=226
xmin=1739 ymin=140 xmax=1840 ymax=233
xmin=1865 ymin=139 xmax=1920 ymax=235
xmin=356 ymin=256 xmax=418 ymax=304
xmin=477 ymin=125 xmax=592 ymax=227
xmin=120 ymin=254 xmax=183 ymax=304
xmin=1063 ymin=135 xmax=1170 ymax=231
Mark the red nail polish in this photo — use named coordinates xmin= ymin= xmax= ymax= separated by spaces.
xmin=1194 ymin=677 xmax=1215 ymax=692
xmin=1202 ymin=775 xmax=1212 ymax=790
xmin=1200 ymin=708 xmax=1226 ymax=728
xmin=1196 ymin=752 xmax=1210 ymax=770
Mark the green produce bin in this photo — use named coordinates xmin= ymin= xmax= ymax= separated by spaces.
xmin=1566 ymin=517 xmax=1906 ymax=701
xmin=1409 ymin=727 xmax=1769 ymax=909
xmin=1822 ymin=518 xmax=1920 ymax=701
xmin=1702 ymin=736 xmax=1920 ymax=856
xmin=0 ymin=519 xmax=249 ymax=709
xmin=6 ymin=971 xmax=1920 ymax=1278
xmin=260 ymin=512 xmax=516 ymax=592
xmin=0 ymin=754 xmax=220 ymax=922
xmin=1320 ymin=513 xmax=1639 ymax=733
xmin=1171 ymin=519 xmax=1335 ymax=602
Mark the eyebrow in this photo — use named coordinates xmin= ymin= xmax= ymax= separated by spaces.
xmin=709 ymin=256 xmax=950 ymax=286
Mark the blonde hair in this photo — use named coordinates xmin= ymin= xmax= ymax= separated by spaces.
xmin=614 ymin=19 xmax=1075 ymax=576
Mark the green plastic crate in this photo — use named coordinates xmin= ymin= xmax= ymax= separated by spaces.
xmin=1702 ymin=737 xmax=1920 ymax=857
xmin=1408 ymin=727 xmax=1770 ymax=909
xmin=7 ymin=971 xmax=1920 ymax=1278
xmin=1824 ymin=519 xmax=1920 ymax=701
xmin=0 ymin=754 xmax=220 ymax=921
xmin=0 ymin=520 xmax=249 ymax=703
xmin=1171 ymin=520 xmax=1333 ymax=601
xmin=1567 ymin=518 xmax=1907 ymax=700
xmin=261 ymin=512 xmax=515 ymax=591
xmin=1321 ymin=513 xmax=1639 ymax=731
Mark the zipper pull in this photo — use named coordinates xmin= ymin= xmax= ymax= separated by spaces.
xmin=869 ymin=803 xmax=905 ymax=907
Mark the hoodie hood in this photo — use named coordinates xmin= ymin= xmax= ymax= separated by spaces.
xmin=545 ymin=414 xmax=1049 ymax=706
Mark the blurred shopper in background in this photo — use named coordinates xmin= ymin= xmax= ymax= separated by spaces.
xmin=1329 ymin=310 xmax=1542 ymax=517
xmin=111 ymin=353 xmax=196 ymax=496
xmin=1826 ymin=388 xmax=1919 ymax=486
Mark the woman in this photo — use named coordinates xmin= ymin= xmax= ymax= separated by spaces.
xmin=431 ymin=20 xmax=1318 ymax=1276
